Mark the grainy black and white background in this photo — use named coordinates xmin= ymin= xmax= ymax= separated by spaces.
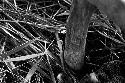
xmin=0 ymin=0 xmax=125 ymax=83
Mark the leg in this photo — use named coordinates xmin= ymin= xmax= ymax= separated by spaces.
xmin=64 ymin=0 xmax=96 ymax=70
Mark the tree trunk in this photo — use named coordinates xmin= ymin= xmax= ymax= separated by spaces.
xmin=64 ymin=0 xmax=96 ymax=70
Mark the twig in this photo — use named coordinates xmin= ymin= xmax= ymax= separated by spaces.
xmin=55 ymin=32 xmax=64 ymax=69
xmin=96 ymin=29 xmax=125 ymax=44
xmin=45 ymin=40 xmax=56 ymax=83
xmin=23 ymin=56 xmax=43 ymax=83
xmin=0 ymin=37 xmax=40 ymax=60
